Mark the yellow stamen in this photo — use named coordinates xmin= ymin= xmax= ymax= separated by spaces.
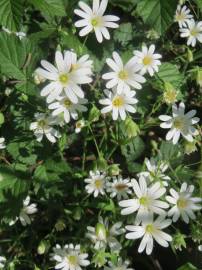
xmin=173 ymin=117 xmax=184 ymax=130
xmin=115 ymin=183 xmax=128 ymax=191
xmin=95 ymin=179 xmax=103 ymax=189
xmin=143 ymin=56 xmax=152 ymax=66
xmin=146 ymin=224 xmax=154 ymax=233
xmin=63 ymin=98 xmax=72 ymax=108
xmin=59 ymin=74 xmax=69 ymax=84
xmin=139 ymin=196 xmax=149 ymax=206
xmin=118 ymin=70 xmax=128 ymax=80
xmin=68 ymin=255 xmax=78 ymax=266
xmin=177 ymin=198 xmax=188 ymax=209
xmin=112 ymin=96 xmax=124 ymax=107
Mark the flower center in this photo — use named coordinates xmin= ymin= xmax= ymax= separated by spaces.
xmin=177 ymin=198 xmax=188 ymax=209
xmin=146 ymin=224 xmax=154 ymax=233
xmin=91 ymin=17 xmax=102 ymax=27
xmin=118 ymin=70 xmax=128 ymax=80
xmin=139 ymin=196 xmax=149 ymax=206
xmin=190 ymin=27 xmax=199 ymax=37
xmin=63 ymin=98 xmax=72 ymax=108
xmin=38 ymin=119 xmax=47 ymax=128
xmin=59 ymin=74 xmax=69 ymax=84
xmin=112 ymin=96 xmax=124 ymax=107
xmin=68 ymin=255 xmax=78 ymax=266
xmin=95 ymin=179 xmax=103 ymax=189
xmin=143 ymin=56 xmax=152 ymax=66
xmin=173 ymin=117 xmax=184 ymax=130
xmin=115 ymin=183 xmax=128 ymax=191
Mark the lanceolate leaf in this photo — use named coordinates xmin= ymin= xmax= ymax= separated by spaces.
xmin=136 ymin=0 xmax=177 ymax=35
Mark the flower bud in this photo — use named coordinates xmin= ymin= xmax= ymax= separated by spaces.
xmin=95 ymin=223 xmax=107 ymax=241
xmin=187 ymin=48 xmax=193 ymax=62
xmin=124 ymin=118 xmax=140 ymax=138
xmin=33 ymin=68 xmax=46 ymax=85
xmin=37 ymin=240 xmax=47 ymax=255
xmin=184 ymin=141 xmax=197 ymax=155
xmin=172 ymin=232 xmax=186 ymax=251
xmin=89 ymin=105 xmax=100 ymax=122
xmin=196 ymin=68 xmax=202 ymax=88
xmin=108 ymin=164 xmax=120 ymax=176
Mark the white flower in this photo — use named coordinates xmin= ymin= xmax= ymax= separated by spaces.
xmin=30 ymin=113 xmax=61 ymax=143
xmin=175 ymin=5 xmax=193 ymax=28
xmin=74 ymin=0 xmax=120 ymax=43
xmin=69 ymin=51 xmax=93 ymax=75
xmin=133 ymin=44 xmax=162 ymax=76
xmin=86 ymin=216 xmax=124 ymax=251
xmin=180 ymin=19 xmax=202 ymax=47
xmin=34 ymin=68 xmax=47 ymax=84
xmin=139 ymin=158 xmax=171 ymax=186
xmin=84 ymin=170 xmax=106 ymax=197
xmin=51 ymin=243 xmax=90 ymax=270
xmin=48 ymin=95 xmax=87 ymax=124
xmin=104 ymin=258 xmax=134 ymax=270
xmin=102 ymin=52 xmax=146 ymax=94
xmin=0 ymin=137 xmax=6 ymax=149
xmin=37 ymin=51 xmax=93 ymax=103
xmin=99 ymin=88 xmax=138 ymax=120
xmin=75 ymin=120 xmax=85 ymax=133
xmin=159 ymin=102 xmax=200 ymax=145
xmin=0 ymin=256 xmax=6 ymax=269
xmin=9 ymin=196 xmax=38 ymax=226
xmin=125 ymin=214 xmax=172 ymax=255
xmin=106 ymin=176 xmax=132 ymax=200
xmin=166 ymin=182 xmax=202 ymax=223
xmin=119 ymin=175 xmax=169 ymax=224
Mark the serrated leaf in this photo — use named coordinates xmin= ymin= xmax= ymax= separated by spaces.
xmin=114 ymin=23 xmax=133 ymax=46
xmin=136 ymin=0 xmax=177 ymax=35
xmin=156 ymin=62 xmax=184 ymax=89
xmin=29 ymin=0 xmax=66 ymax=17
xmin=0 ymin=32 xmax=26 ymax=80
xmin=121 ymin=136 xmax=145 ymax=161
xmin=0 ymin=0 xmax=23 ymax=31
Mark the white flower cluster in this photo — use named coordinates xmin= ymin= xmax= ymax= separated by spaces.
xmin=30 ymin=50 xmax=93 ymax=142
xmin=84 ymin=167 xmax=201 ymax=255
xmin=50 ymin=243 xmax=90 ymax=270
xmin=84 ymin=170 xmax=133 ymax=199
xmin=175 ymin=4 xmax=202 ymax=47
xmin=119 ymin=175 xmax=201 ymax=255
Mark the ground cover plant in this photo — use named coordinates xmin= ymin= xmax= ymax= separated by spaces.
xmin=0 ymin=0 xmax=202 ymax=269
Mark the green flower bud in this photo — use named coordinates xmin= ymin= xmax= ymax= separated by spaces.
xmin=73 ymin=206 xmax=82 ymax=221
xmin=172 ymin=232 xmax=186 ymax=251
xmin=55 ymin=220 xmax=66 ymax=232
xmin=108 ymin=164 xmax=120 ymax=176
xmin=124 ymin=118 xmax=140 ymax=138
xmin=95 ymin=223 xmax=107 ymax=241
xmin=89 ymin=105 xmax=100 ymax=122
xmin=37 ymin=240 xmax=48 ymax=255
xmin=187 ymin=48 xmax=193 ymax=62
xmin=196 ymin=68 xmax=202 ymax=88
xmin=184 ymin=140 xmax=197 ymax=155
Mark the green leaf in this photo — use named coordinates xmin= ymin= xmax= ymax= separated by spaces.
xmin=121 ymin=136 xmax=145 ymax=161
xmin=195 ymin=0 xmax=202 ymax=11
xmin=0 ymin=0 xmax=23 ymax=31
xmin=29 ymin=0 xmax=66 ymax=17
xmin=114 ymin=23 xmax=133 ymax=46
xmin=136 ymin=0 xmax=177 ymax=35
xmin=0 ymin=32 xmax=26 ymax=80
xmin=156 ymin=62 xmax=184 ymax=89
xmin=177 ymin=263 xmax=197 ymax=270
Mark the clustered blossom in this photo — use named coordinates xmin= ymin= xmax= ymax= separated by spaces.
xmin=84 ymin=170 xmax=133 ymax=199
xmin=175 ymin=4 xmax=202 ymax=47
xmin=50 ymin=244 xmax=90 ymax=270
